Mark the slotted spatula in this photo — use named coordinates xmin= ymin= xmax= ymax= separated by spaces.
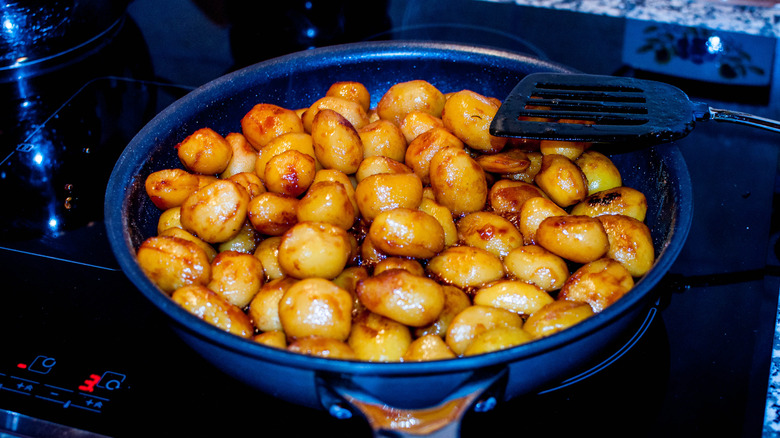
xmin=489 ymin=72 xmax=780 ymax=144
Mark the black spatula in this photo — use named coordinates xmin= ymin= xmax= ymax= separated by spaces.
xmin=489 ymin=72 xmax=780 ymax=144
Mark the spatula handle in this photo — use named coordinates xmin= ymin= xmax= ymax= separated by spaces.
xmin=702 ymin=105 xmax=780 ymax=134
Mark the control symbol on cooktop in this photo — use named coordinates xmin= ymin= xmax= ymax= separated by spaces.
xmin=27 ymin=355 xmax=56 ymax=374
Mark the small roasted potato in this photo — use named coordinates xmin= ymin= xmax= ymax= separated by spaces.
xmin=442 ymin=89 xmax=507 ymax=153
xmin=373 ymin=257 xmax=425 ymax=276
xmin=207 ymin=250 xmax=265 ymax=308
xmin=575 ymin=150 xmax=622 ymax=195
xmin=539 ymin=139 xmax=588 ymax=160
xmin=426 ymin=246 xmax=505 ymax=290
xmin=137 ymin=235 xmax=211 ymax=293
xmin=488 ymin=179 xmax=547 ymax=219
xmin=417 ymin=197 xmax=458 ymax=248
xmin=355 ymin=172 xmax=423 ymax=221
xmin=456 ymin=211 xmax=523 ymax=259
xmin=429 ymin=147 xmax=488 ymax=216
xmin=297 ymin=181 xmax=356 ymax=230
xmin=217 ymin=220 xmax=262 ymax=254
xmin=248 ymin=276 xmax=298 ymax=332
xmin=464 ymin=326 xmax=534 ymax=356
xmin=503 ymin=244 xmax=570 ymax=292
xmin=414 ymin=285 xmax=472 ymax=338
xmin=399 ymin=110 xmax=445 ymax=143
xmin=158 ymin=227 xmax=218 ymax=262
xmin=172 ymin=284 xmax=254 ymax=338
xmin=359 ymin=234 xmax=390 ymax=267
xmin=264 ymin=149 xmax=316 ymax=197
xmin=302 ymin=95 xmax=370 ymax=132
xmin=332 ymin=266 xmax=369 ymax=316
xmin=367 ymin=208 xmax=445 ymax=259
xmin=517 ymin=196 xmax=568 ymax=245
xmin=524 ymin=300 xmax=595 ymax=338
xmin=311 ymin=109 xmax=364 ymax=174
xmin=241 ymin=103 xmax=304 ymax=150
xmin=220 ymin=132 xmax=258 ymax=178
xmin=473 ymin=279 xmax=554 ymax=316
xmin=376 ymin=79 xmax=446 ymax=125
xmin=356 ymin=268 xmax=445 ymax=327
xmin=570 ymin=186 xmax=648 ymax=222
xmin=255 ymin=132 xmax=319 ymax=182
xmin=195 ymin=174 xmax=219 ymax=189
xmin=534 ymin=154 xmax=588 ymax=207
xmin=355 ymin=156 xmax=413 ymax=182
xmin=475 ymin=149 xmax=531 ymax=174
xmin=598 ymin=214 xmax=655 ymax=277
xmin=348 ymin=311 xmax=412 ymax=362
xmin=535 ymin=215 xmax=610 ymax=264
xmin=157 ymin=206 xmax=182 ymax=234
xmin=404 ymin=127 xmax=464 ymax=185
xmin=180 ymin=180 xmax=250 ymax=243
xmin=278 ymin=221 xmax=352 ymax=279
xmin=279 ymin=277 xmax=354 ymax=341
xmin=312 ymin=169 xmax=359 ymax=221
xmin=326 ymin=81 xmax=371 ymax=111
xmin=445 ymin=305 xmax=523 ymax=356
xmin=176 ymin=127 xmax=233 ymax=175
xmin=227 ymin=172 xmax=266 ymax=199
xmin=246 ymin=192 xmax=299 ymax=236
xmin=403 ymin=334 xmax=457 ymax=362
xmin=287 ymin=335 xmax=357 ymax=360
xmin=559 ymin=258 xmax=635 ymax=312
xmin=253 ymin=330 xmax=287 ymax=349
xmin=253 ymin=236 xmax=284 ymax=279
xmin=145 ymin=168 xmax=200 ymax=210
xmin=358 ymin=119 xmax=407 ymax=162
xmin=504 ymin=150 xmax=543 ymax=183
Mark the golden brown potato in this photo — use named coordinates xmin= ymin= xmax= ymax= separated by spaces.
xmin=373 ymin=257 xmax=425 ymax=276
xmin=575 ymin=150 xmax=622 ymax=195
xmin=253 ymin=236 xmax=284 ymax=280
xmin=255 ymin=132 xmax=319 ymax=182
xmin=355 ymin=173 xmax=424 ymax=221
xmin=475 ymin=149 xmax=531 ymax=174
xmin=246 ymin=192 xmax=299 ymax=236
xmin=441 ymin=89 xmax=507 ymax=153
xmin=253 ymin=330 xmax=287 ymax=349
xmin=417 ymin=197 xmax=458 ymax=248
xmin=248 ymin=276 xmax=297 ymax=332
xmin=504 ymin=150 xmax=543 ymax=183
xmin=359 ymin=234 xmax=390 ymax=268
xmin=367 ymin=208 xmax=445 ymax=259
xmin=503 ymin=244 xmax=570 ymax=292
xmin=539 ymin=139 xmax=588 ymax=160
xmin=227 ymin=172 xmax=266 ymax=199
xmin=332 ymin=265 xmax=369 ymax=316
xmin=414 ymin=285 xmax=472 ymax=338
xmin=488 ymin=179 xmax=547 ymax=220
xmin=278 ymin=221 xmax=352 ymax=279
xmin=311 ymin=109 xmax=364 ymax=174
xmin=399 ymin=111 xmax=445 ymax=143
xmin=302 ymin=95 xmax=370 ymax=132
xmin=358 ymin=119 xmax=407 ymax=162
xmin=426 ymin=246 xmax=505 ymax=290
xmin=464 ymin=326 xmax=534 ymax=356
xmin=534 ymin=154 xmax=588 ymax=208
xmin=456 ymin=211 xmax=523 ymax=259
xmin=241 ymin=103 xmax=304 ymax=150
xmin=535 ymin=215 xmax=610 ymax=264
xmin=279 ymin=278 xmax=353 ymax=341
xmin=312 ymin=169 xmax=359 ymax=221
xmin=172 ymin=284 xmax=254 ymax=338
xmin=403 ymin=334 xmax=457 ymax=361
xmin=145 ymin=168 xmax=200 ymax=210
xmin=158 ymin=227 xmax=218 ymax=262
xmin=207 ymin=250 xmax=265 ymax=308
xmin=287 ymin=335 xmax=357 ymax=360
xmin=180 ymin=180 xmax=250 ymax=244
xmin=217 ymin=220 xmax=262 ymax=254
xmin=524 ymin=300 xmax=595 ymax=338
xmin=176 ymin=127 xmax=233 ymax=175
xmin=445 ymin=305 xmax=523 ymax=356
xmin=355 ymin=156 xmax=413 ymax=182
xmin=137 ymin=235 xmax=211 ymax=293
xmin=598 ymin=214 xmax=655 ymax=277
xmin=195 ymin=174 xmax=219 ymax=189
xmin=296 ymin=181 xmax=356 ymax=230
xmin=220 ymin=132 xmax=258 ymax=178
xmin=326 ymin=81 xmax=371 ymax=111
xmin=356 ymin=268 xmax=445 ymax=327
xmin=376 ymin=79 xmax=446 ymax=125
xmin=570 ymin=186 xmax=648 ymax=222
xmin=559 ymin=258 xmax=635 ymax=312
xmin=348 ymin=311 xmax=412 ymax=362
xmin=429 ymin=147 xmax=488 ymax=216
xmin=517 ymin=196 xmax=568 ymax=245
xmin=473 ymin=279 xmax=554 ymax=317
xmin=263 ymin=149 xmax=316 ymax=197
xmin=404 ymin=127 xmax=464 ymax=185
xmin=157 ymin=206 xmax=182 ymax=234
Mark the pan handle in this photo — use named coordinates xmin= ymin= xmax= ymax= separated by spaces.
xmin=697 ymin=104 xmax=780 ymax=134
xmin=317 ymin=367 xmax=508 ymax=437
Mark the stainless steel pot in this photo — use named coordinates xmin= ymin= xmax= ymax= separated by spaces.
xmin=104 ymin=41 xmax=693 ymax=437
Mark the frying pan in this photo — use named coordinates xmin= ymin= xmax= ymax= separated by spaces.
xmin=104 ymin=41 xmax=692 ymax=437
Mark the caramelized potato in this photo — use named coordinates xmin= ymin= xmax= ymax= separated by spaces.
xmin=367 ymin=208 xmax=445 ymax=259
xmin=279 ymin=278 xmax=353 ymax=341
xmin=248 ymin=276 xmax=297 ymax=332
xmin=473 ymin=279 xmax=554 ymax=317
xmin=207 ymin=250 xmax=265 ymax=308
xmin=456 ymin=211 xmax=523 ymax=259
xmin=253 ymin=330 xmax=287 ymax=349
xmin=176 ymin=127 xmax=233 ymax=175
xmin=241 ymin=103 xmax=304 ymax=150
xmin=534 ymin=154 xmax=588 ymax=207
xmin=264 ymin=149 xmax=316 ymax=197
xmin=255 ymin=132 xmax=319 ymax=182
xmin=137 ymin=235 xmax=211 ymax=293
xmin=503 ymin=244 xmax=570 ymax=292
xmin=145 ymin=168 xmax=200 ymax=210
xmin=288 ymin=336 xmax=357 ymax=360
xmin=535 ymin=215 xmax=610 ymax=264
xmin=539 ymin=139 xmax=588 ymax=160
xmin=332 ymin=266 xmax=369 ymax=316
xmin=278 ymin=221 xmax=352 ymax=279
xmin=517 ymin=196 xmax=568 ymax=245
xmin=312 ymin=169 xmax=359 ymax=221
xmin=358 ymin=119 xmax=407 ymax=162
xmin=598 ymin=214 xmax=655 ymax=277
xmin=559 ymin=258 xmax=635 ymax=312
xmin=172 ymin=284 xmax=254 ymax=338
xmin=348 ymin=311 xmax=412 ymax=362
xmin=355 ymin=173 xmax=423 ymax=221
xmin=475 ymin=149 xmax=531 ymax=174
xmin=417 ymin=197 xmax=458 ymax=248
xmin=505 ymin=150 xmax=543 ymax=183
xmin=311 ymin=109 xmax=364 ymax=174
xmin=426 ymin=246 xmax=505 ymax=290
xmin=414 ymin=285 xmax=472 ymax=338
xmin=524 ymin=300 xmax=595 ymax=338
xmin=570 ymin=186 xmax=648 ymax=222
xmin=441 ymin=90 xmax=507 ymax=153
xmin=464 ymin=326 xmax=534 ymax=356
xmin=326 ymin=81 xmax=371 ymax=111
xmin=355 ymin=156 xmax=412 ymax=182
xmin=445 ymin=305 xmax=523 ymax=356
xmin=575 ymin=150 xmax=622 ymax=195
xmin=403 ymin=334 xmax=457 ymax=362
xmin=158 ymin=227 xmax=217 ymax=262
xmin=488 ymin=179 xmax=547 ymax=219
xmin=302 ymin=96 xmax=370 ymax=132
xmin=376 ymin=79 xmax=446 ymax=125
xmin=227 ymin=172 xmax=266 ymax=199
xmin=220 ymin=132 xmax=258 ymax=178
xmin=404 ymin=127 xmax=464 ymax=185
xmin=296 ymin=181 xmax=356 ymax=230
xmin=356 ymin=268 xmax=445 ymax=327
xmin=253 ymin=236 xmax=284 ymax=280
xmin=246 ymin=192 xmax=299 ymax=236
xmin=399 ymin=111 xmax=445 ymax=143
xmin=217 ymin=220 xmax=262 ymax=254
xmin=373 ymin=257 xmax=425 ymax=276
xmin=157 ymin=206 xmax=182 ymax=234
xmin=180 ymin=180 xmax=250 ymax=243
xmin=429 ymin=147 xmax=488 ymax=216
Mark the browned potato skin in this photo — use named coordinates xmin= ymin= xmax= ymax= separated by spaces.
xmin=326 ymin=81 xmax=371 ymax=112
xmin=473 ymin=279 xmax=554 ymax=317
xmin=241 ymin=103 xmax=304 ymax=150
xmin=313 ymin=169 xmax=359 ymax=221
xmin=374 ymin=257 xmax=425 ymax=276
xmin=517 ymin=196 xmax=568 ymax=245
xmin=376 ymin=80 xmax=446 ymax=126
xmin=426 ymin=246 xmax=506 ymax=290
xmin=220 ymin=132 xmax=258 ymax=178
xmin=503 ymin=244 xmax=570 ymax=292
xmin=456 ymin=211 xmax=524 ymax=259
xmin=332 ymin=266 xmax=369 ymax=316
xmin=249 ymin=276 xmax=297 ymax=332
xmin=176 ymin=127 xmax=233 ymax=175
xmin=575 ymin=150 xmax=622 ymax=195
xmin=441 ymin=90 xmax=507 ymax=153
xmin=488 ymin=180 xmax=547 ymax=219
xmin=368 ymin=208 xmax=445 ymax=259
xmin=539 ymin=139 xmax=588 ymax=160
xmin=311 ymin=109 xmax=364 ymax=174
xmin=217 ymin=221 xmax=262 ymax=254
xmin=264 ymin=149 xmax=316 ymax=197
xmin=207 ymin=250 xmax=265 ymax=308
xmin=172 ymin=284 xmax=254 ymax=338
xmin=404 ymin=127 xmax=464 ymax=185
xmin=297 ymin=181 xmax=356 ymax=230
xmin=464 ymin=326 xmax=534 ymax=356
xmin=255 ymin=132 xmax=319 ymax=182
xmin=445 ymin=305 xmax=523 ymax=356
xmin=227 ymin=172 xmax=266 ymax=199
xmin=356 ymin=268 xmax=445 ymax=327
xmin=403 ymin=334 xmax=457 ymax=361
xmin=400 ymin=111 xmax=445 ymax=143
xmin=302 ymin=96 xmax=370 ymax=132
xmin=278 ymin=278 xmax=354 ymax=341
xmin=253 ymin=236 xmax=284 ymax=280
xmin=278 ymin=221 xmax=352 ymax=280
xmin=503 ymin=150 xmax=543 ymax=183
xmin=355 ymin=156 xmax=413 ymax=182
xmin=157 ymin=207 xmax=182 ymax=234
xmin=598 ymin=214 xmax=655 ymax=277
xmin=288 ymin=335 xmax=357 ymax=360
xmin=355 ymin=173 xmax=424 ymax=222
xmin=524 ymin=300 xmax=595 ymax=338
xmin=358 ymin=119 xmax=407 ymax=162
xmin=246 ymin=192 xmax=299 ymax=236
xmin=137 ymin=235 xmax=212 ymax=294
xmin=429 ymin=147 xmax=488 ymax=216
xmin=253 ymin=330 xmax=287 ymax=349
xmin=145 ymin=168 xmax=200 ymax=210
xmin=570 ymin=186 xmax=648 ymax=222
xmin=158 ymin=227 xmax=218 ymax=262
xmin=534 ymin=154 xmax=588 ymax=208
xmin=414 ymin=285 xmax=472 ymax=338
xmin=417 ymin=197 xmax=458 ymax=248
xmin=536 ymin=215 xmax=610 ymax=264
xmin=559 ymin=258 xmax=635 ymax=312
xmin=180 ymin=179 xmax=250 ymax=244
xmin=348 ymin=311 xmax=412 ymax=362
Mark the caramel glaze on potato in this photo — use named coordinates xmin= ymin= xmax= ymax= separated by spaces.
xmin=137 ymin=78 xmax=658 ymax=362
